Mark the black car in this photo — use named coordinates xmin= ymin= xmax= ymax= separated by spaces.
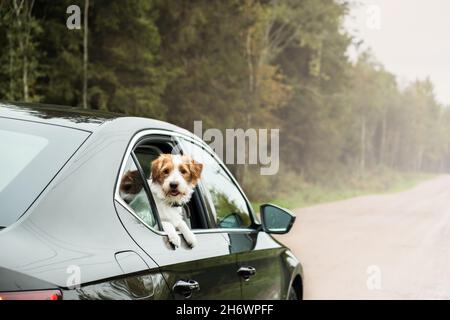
xmin=0 ymin=102 xmax=303 ymax=300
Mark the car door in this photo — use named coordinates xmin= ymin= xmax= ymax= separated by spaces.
xmin=180 ymin=137 xmax=286 ymax=299
xmin=232 ymin=232 xmax=287 ymax=299
xmin=115 ymin=132 xmax=242 ymax=299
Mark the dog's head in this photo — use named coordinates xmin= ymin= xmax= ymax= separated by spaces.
xmin=119 ymin=170 xmax=143 ymax=203
xmin=150 ymin=154 xmax=203 ymax=205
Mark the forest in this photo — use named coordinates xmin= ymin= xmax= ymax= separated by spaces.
xmin=1 ymin=0 xmax=449 ymax=206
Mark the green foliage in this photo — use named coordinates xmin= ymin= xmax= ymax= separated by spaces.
xmin=252 ymin=168 xmax=435 ymax=210
xmin=33 ymin=0 xmax=83 ymax=105
xmin=0 ymin=0 xmax=42 ymax=101
xmin=88 ymin=0 xmax=167 ymax=117
xmin=156 ymin=0 xmax=252 ymax=130
xmin=0 ymin=0 xmax=448 ymax=204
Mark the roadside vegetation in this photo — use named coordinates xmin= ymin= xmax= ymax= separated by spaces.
xmin=259 ymin=170 xmax=435 ymax=210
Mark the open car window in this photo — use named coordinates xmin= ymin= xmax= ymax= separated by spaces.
xmin=131 ymin=137 xmax=209 ymax=230
xmin=133 ymin=145 xmax=162 ymax=179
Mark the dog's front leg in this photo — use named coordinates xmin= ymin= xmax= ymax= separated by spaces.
xmin=161 ymin=221 xmax=181 ymax=248
xmin=175 ymin=220 xmax=198 ymax=248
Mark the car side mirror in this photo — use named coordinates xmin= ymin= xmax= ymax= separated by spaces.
xmin=260 ymin=204 xmax=296 ymax=234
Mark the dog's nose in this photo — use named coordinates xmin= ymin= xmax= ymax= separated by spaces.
xmin=169 ymin=182 xmax=178 ymax=189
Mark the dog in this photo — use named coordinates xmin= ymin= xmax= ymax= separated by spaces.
xmin=119 ymin=170 xmax=144 ymax=203
xmin=149 ymin=154 xmax=203 ymax=248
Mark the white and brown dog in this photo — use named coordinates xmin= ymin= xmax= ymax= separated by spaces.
xmin=149 ymin=154 xmax=203 ymax=248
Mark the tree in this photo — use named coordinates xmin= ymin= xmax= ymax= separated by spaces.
xmin=87 ymin=0 xmax=167 ymax=116
xmin=82 ymin=0 xmax=89 ymax=109
xmin=0 ymin=0 xmax=41 ymax=101
xmin=33 ymin=0 xmax=84 ymax=106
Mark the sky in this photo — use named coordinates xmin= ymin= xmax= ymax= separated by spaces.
xmin=345 ymin=0 xmax=450 ymax=105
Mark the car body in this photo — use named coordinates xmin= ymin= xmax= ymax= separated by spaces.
xmin=0 ymin=102 xmax=303 ymax=300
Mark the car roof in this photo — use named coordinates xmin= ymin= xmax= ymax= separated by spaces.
xmin=0 ymin=101 xmax=191 ymax=135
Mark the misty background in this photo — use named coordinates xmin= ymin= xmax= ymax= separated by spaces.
xmin=1 ymin=0 xmax=448 ymax=208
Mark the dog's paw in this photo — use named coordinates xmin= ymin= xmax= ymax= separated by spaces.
xmin=168 ymin=233 xmax=181 ymax=248
xmin=184 ymin=232 xmax=198 ymax=249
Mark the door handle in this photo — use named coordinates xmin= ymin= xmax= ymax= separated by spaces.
xmin=237 ymin=266 xmax=256 ymax=281
xmin=172 ymin=279 xmax=200 ymax=299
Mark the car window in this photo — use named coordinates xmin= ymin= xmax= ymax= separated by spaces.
xmin=0 ymin=118 xmax=89 ymax=228
xmin=118 ymin=155 xmax=158 ymax=230
xmin=133 ymin=139 xmax=207 ymax=230
xmin=181 ymin=139 xmax=252 ymax=229
xmin=134 ymin=145 xmax=163 ymax=178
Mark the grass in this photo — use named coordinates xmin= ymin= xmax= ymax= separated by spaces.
xmin=251 ymin=171 xmax=436 ymax=212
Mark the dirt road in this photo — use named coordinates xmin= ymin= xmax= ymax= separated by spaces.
xmin=277 ymin=175 xmax=450 ymax=299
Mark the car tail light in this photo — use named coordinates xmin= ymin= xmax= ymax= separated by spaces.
xmin=0 ymin=290 xmax=62 ymax=300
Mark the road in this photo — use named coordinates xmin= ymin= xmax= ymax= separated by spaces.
xmin=276 ymin=175 xmax=450 ymax=299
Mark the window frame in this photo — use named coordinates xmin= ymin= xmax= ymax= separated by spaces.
xmin=116 ymin=151 xmax=162 ymax=232
xmin=133 ymin=134 xmax=211 ymax=230
xmin=114 ymin=129 xmax=260 ymax=236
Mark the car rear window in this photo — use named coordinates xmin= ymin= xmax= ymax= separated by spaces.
xmin=0 ymin=118 xmax=90 ymax=228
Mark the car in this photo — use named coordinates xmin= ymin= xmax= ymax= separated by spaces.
xmin=0 ymin=102 xmax=303 ymax=300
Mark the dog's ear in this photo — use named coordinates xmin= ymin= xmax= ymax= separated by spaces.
xmin=189 ymin=159 xmax=203 ymax=185
xmin=151 ymin=154 xmax=167 ymax=183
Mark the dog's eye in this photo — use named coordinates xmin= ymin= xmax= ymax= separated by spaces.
xmin=163 ymin=169 xmax=170 ymax=175
xmin=180 ymin=168 xmax=187 ymax=175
